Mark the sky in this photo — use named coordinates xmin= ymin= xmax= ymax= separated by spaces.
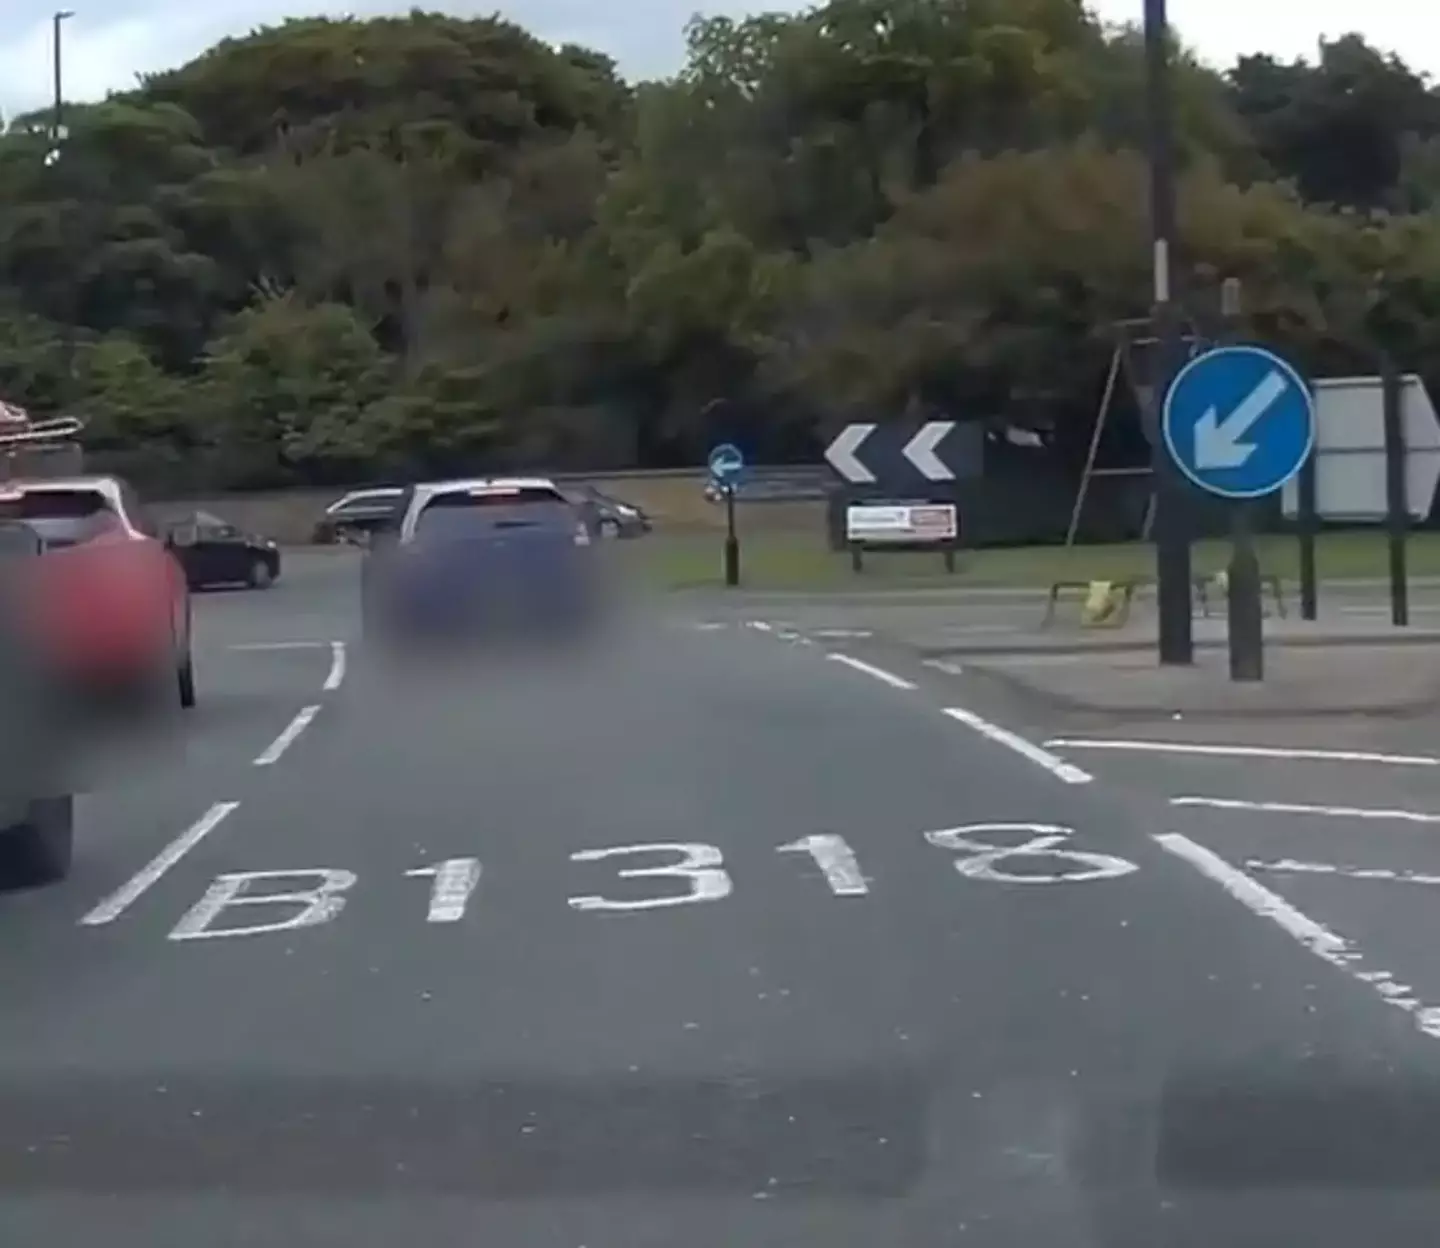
xmin=0 ymin=0 xmax=1436 ymax=119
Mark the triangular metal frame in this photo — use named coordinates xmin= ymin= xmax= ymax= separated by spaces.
xmin=1063 ymin=316 xmax=1203 ymax=549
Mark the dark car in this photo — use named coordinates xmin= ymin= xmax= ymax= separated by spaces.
xmin=313 ymin=487 xmax=405 ymax=545
xmin=565 ymin=484 xmax=651 ymax=539
xmin=0 ymin=520 xmax=75 ymax=888
xmin=167 ymin=510 xmax=281 ymax=591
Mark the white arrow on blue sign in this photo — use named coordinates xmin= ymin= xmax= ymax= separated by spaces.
xmin=1161 ymin=345 xmax=1315 ymax=500
xmin=707 ymin=442 xmax=745 ymax=485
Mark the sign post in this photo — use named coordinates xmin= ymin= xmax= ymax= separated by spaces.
xmin=707 ymin=442 xmax=746 ymax=587
xmin=1279 ymin=371 xmax=1440 ymax=624
xmin=1162 ymin=344 xmax=1315 ymax=682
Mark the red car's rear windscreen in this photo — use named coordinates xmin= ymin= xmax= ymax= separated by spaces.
xmin=0 ymin=489 xmax=115 ymax=549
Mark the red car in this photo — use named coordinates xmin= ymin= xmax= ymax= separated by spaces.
xmin=0 ymin=476 xmax=196 ymax=708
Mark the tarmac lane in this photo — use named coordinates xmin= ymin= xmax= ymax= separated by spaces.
xmin=1030 ymin=715 xmax=1440 ymax=1057
xmin=10 ymin=584 xmax=1440 ymax=1245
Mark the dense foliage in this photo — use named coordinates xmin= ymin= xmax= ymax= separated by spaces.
xmin=3 ymin=2 xmax=1440 ymax=491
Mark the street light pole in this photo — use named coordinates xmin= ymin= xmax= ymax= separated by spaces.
xmin=53 ymin=11 xmax=72 ymax=141
xmin=52 ymin=10 xmax=75 ymax=409
xmin=1143 ymin=0 xmax=1193 ymax=665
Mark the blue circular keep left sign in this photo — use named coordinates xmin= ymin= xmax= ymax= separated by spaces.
xmin=1161 ymin=345 xmax=1314 ymax=500
xmin=708 ymin=442 xmax=745 ymax=485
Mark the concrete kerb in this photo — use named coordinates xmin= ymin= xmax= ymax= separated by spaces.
xmin=916 ymin=629 xmax=1440 ymax=660
xmin=954 ymin=660 xmax=1440 ymax=721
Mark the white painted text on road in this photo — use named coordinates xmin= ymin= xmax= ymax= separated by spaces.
xmin=568 ymin=842 xmax=733 ymax=912
xmin=169 ymin=869 xmax=356 ymax=940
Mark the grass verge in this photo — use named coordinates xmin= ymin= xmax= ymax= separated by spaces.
xmin=630 ymin=528 xmax=1440 ymax=592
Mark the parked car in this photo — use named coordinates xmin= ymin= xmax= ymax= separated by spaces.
xmin=166 ymin=510 xmax=281 ymax=590
xmin=0 ymin=520 xmax=74 ymax=888
xmin=564 ymin=484 xmax=652 ymax=538
xmin=313 ymin=487 xmax=405 ymax=545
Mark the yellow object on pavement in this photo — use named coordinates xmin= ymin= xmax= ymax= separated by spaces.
xmin=1080 ymin=580 xmax=1124 ymax=627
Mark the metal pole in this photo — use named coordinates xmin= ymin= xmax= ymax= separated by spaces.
xmin=1217 ymin=279 xmax=1263 ymax=681
xmin=1144 ymin=0 xmax=1193 ymax=665
xmin=52 ymin=11 xmax=75 ymax=409
xmin=723 ymin=486 xmax=740 ymax=587
xmin=1381 ymin=354 xmax=1409 ymax=626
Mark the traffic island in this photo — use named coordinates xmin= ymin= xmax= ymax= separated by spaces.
xmin=924 ymin=621 xmax=1440 ymax=718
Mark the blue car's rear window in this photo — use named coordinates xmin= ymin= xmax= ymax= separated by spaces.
xmin=414 ymin=489 xmax=572 ymax=538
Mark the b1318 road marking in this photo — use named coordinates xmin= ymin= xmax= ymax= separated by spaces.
xmin=407 ymin=858 xmax=483 ymax=922
xmin=924 ymin=823 xmax=1138 ymax=883
xmin=568 ymin=843 xmax=733 ymax=912
xmin=777 ymin=834 xmax=869 ymax=895
xmin=169 ymin=869 xmax=356 ymax=941
xmin=108 ymin=827 xmax=1141 ymax=941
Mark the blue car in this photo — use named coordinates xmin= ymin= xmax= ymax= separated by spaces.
xmin=361 ymin=477 xmax=601 ymax=645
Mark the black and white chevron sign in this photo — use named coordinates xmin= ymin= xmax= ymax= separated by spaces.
xmin=823 ymin=421 xmax=981 ymax=485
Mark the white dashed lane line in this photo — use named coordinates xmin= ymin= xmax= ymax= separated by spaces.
xmin=826 ymin=652 xmax=916 ymax=690
xmin=1172 ymin=796 xmax=1440 ymax=825
xmin=1247 ymin=858 xmax=1440 ymax=887
xmin=80 ymin=801 xmax=241 ymax=927
xmin=253 ymin=704 xmax=322 ymax=766
xmin=942 ymin=708 xmax=1093 ymax=785
xmin=324 ymin=640 xmax=347 ymax=690
xmin=1044 ymin=738 xmax=1440 ymax=768
xmin=737 ymin=625 xmax=1094 ymax=788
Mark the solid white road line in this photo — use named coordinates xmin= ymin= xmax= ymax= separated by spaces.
xmin=943 ymin=707 xmax=1093 ymax=785
xmin=80 ymin=801 xmax=241 ymax=926
xmin=229 ymin=641 xmax=331 ymax=651
xmin=826 ymin=652 xmax=916 ymax=690
xmin=1172 ymin=795 xmax=1440 ymax=824
xmin=1047 ymin=739 xmax=1440 ymax=768
xmin=1154 ymin=832 xmax=1440 ymax=1041
xmin=253 ymin=705 xmax=321 ymax=766
xmin=1246 ymin=857 xmax=1440 ymax=886
xmin=323 ymin=640 xmax=347 ymax=691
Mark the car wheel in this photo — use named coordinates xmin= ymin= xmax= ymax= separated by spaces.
xmin=0 ymin=795 xmax=75 ymax=889
xmin=248 ymin=558 xmax=274 ymax=589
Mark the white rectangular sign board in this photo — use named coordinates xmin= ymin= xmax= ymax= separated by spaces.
xmin=1280 ymin=374 xmax=1440 ymax=521
xmin=846 ymin=503 xmax=957 ymax=543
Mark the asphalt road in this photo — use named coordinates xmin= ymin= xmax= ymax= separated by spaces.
xmin=8 ymin=558 xmax=1440 ymax=1245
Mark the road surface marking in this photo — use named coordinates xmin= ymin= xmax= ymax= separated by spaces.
xmin=1047 ymin=739 xmax=1440 ymax=767
xmin=746 ymin=621 xmax=773 ymax=632
xmin=170 ymin=869 xmax=356 ymax=940
xmin=80 ymin=801 xmax=241 ymax=926
xmin=1246 ymin=857 xmax=1440 ymax=886
xmin=568 ymin=842 xmax=732 ymax=912
xmin=945 ymin=709 xmax=1093 ymax=784
xmin=827 ymin=652 xmax=916 ymax=689
xmin=229 ymin=641 xmax=331 ymax=651
xmin=691 ymin=621 xmax=727 ymax=631
xmin=253 ymin=704 xmax=321 ymax=765
xmin=407 ymin=858 xmax=483 ymax=921
xmin=926 ymin=823 xmax=1136 ymax=882
xmin=323 ymin=640 xmax=347 ymax=690
xmin=777 ymin=834 xmax=869 ymax=895
xmin=1154 ymin=832 xmax=1440 ymax=1041
xmin=812 ymin=628 xmax=873 ymax=640
xmin=1173 ymin=795 xmax=1440 ymax=824
xmin=923 ymin=658 xmax=966 ymax=676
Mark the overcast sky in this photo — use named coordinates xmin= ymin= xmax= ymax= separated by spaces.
xmin=0 ymin=0 xmax=1435 ymax=120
